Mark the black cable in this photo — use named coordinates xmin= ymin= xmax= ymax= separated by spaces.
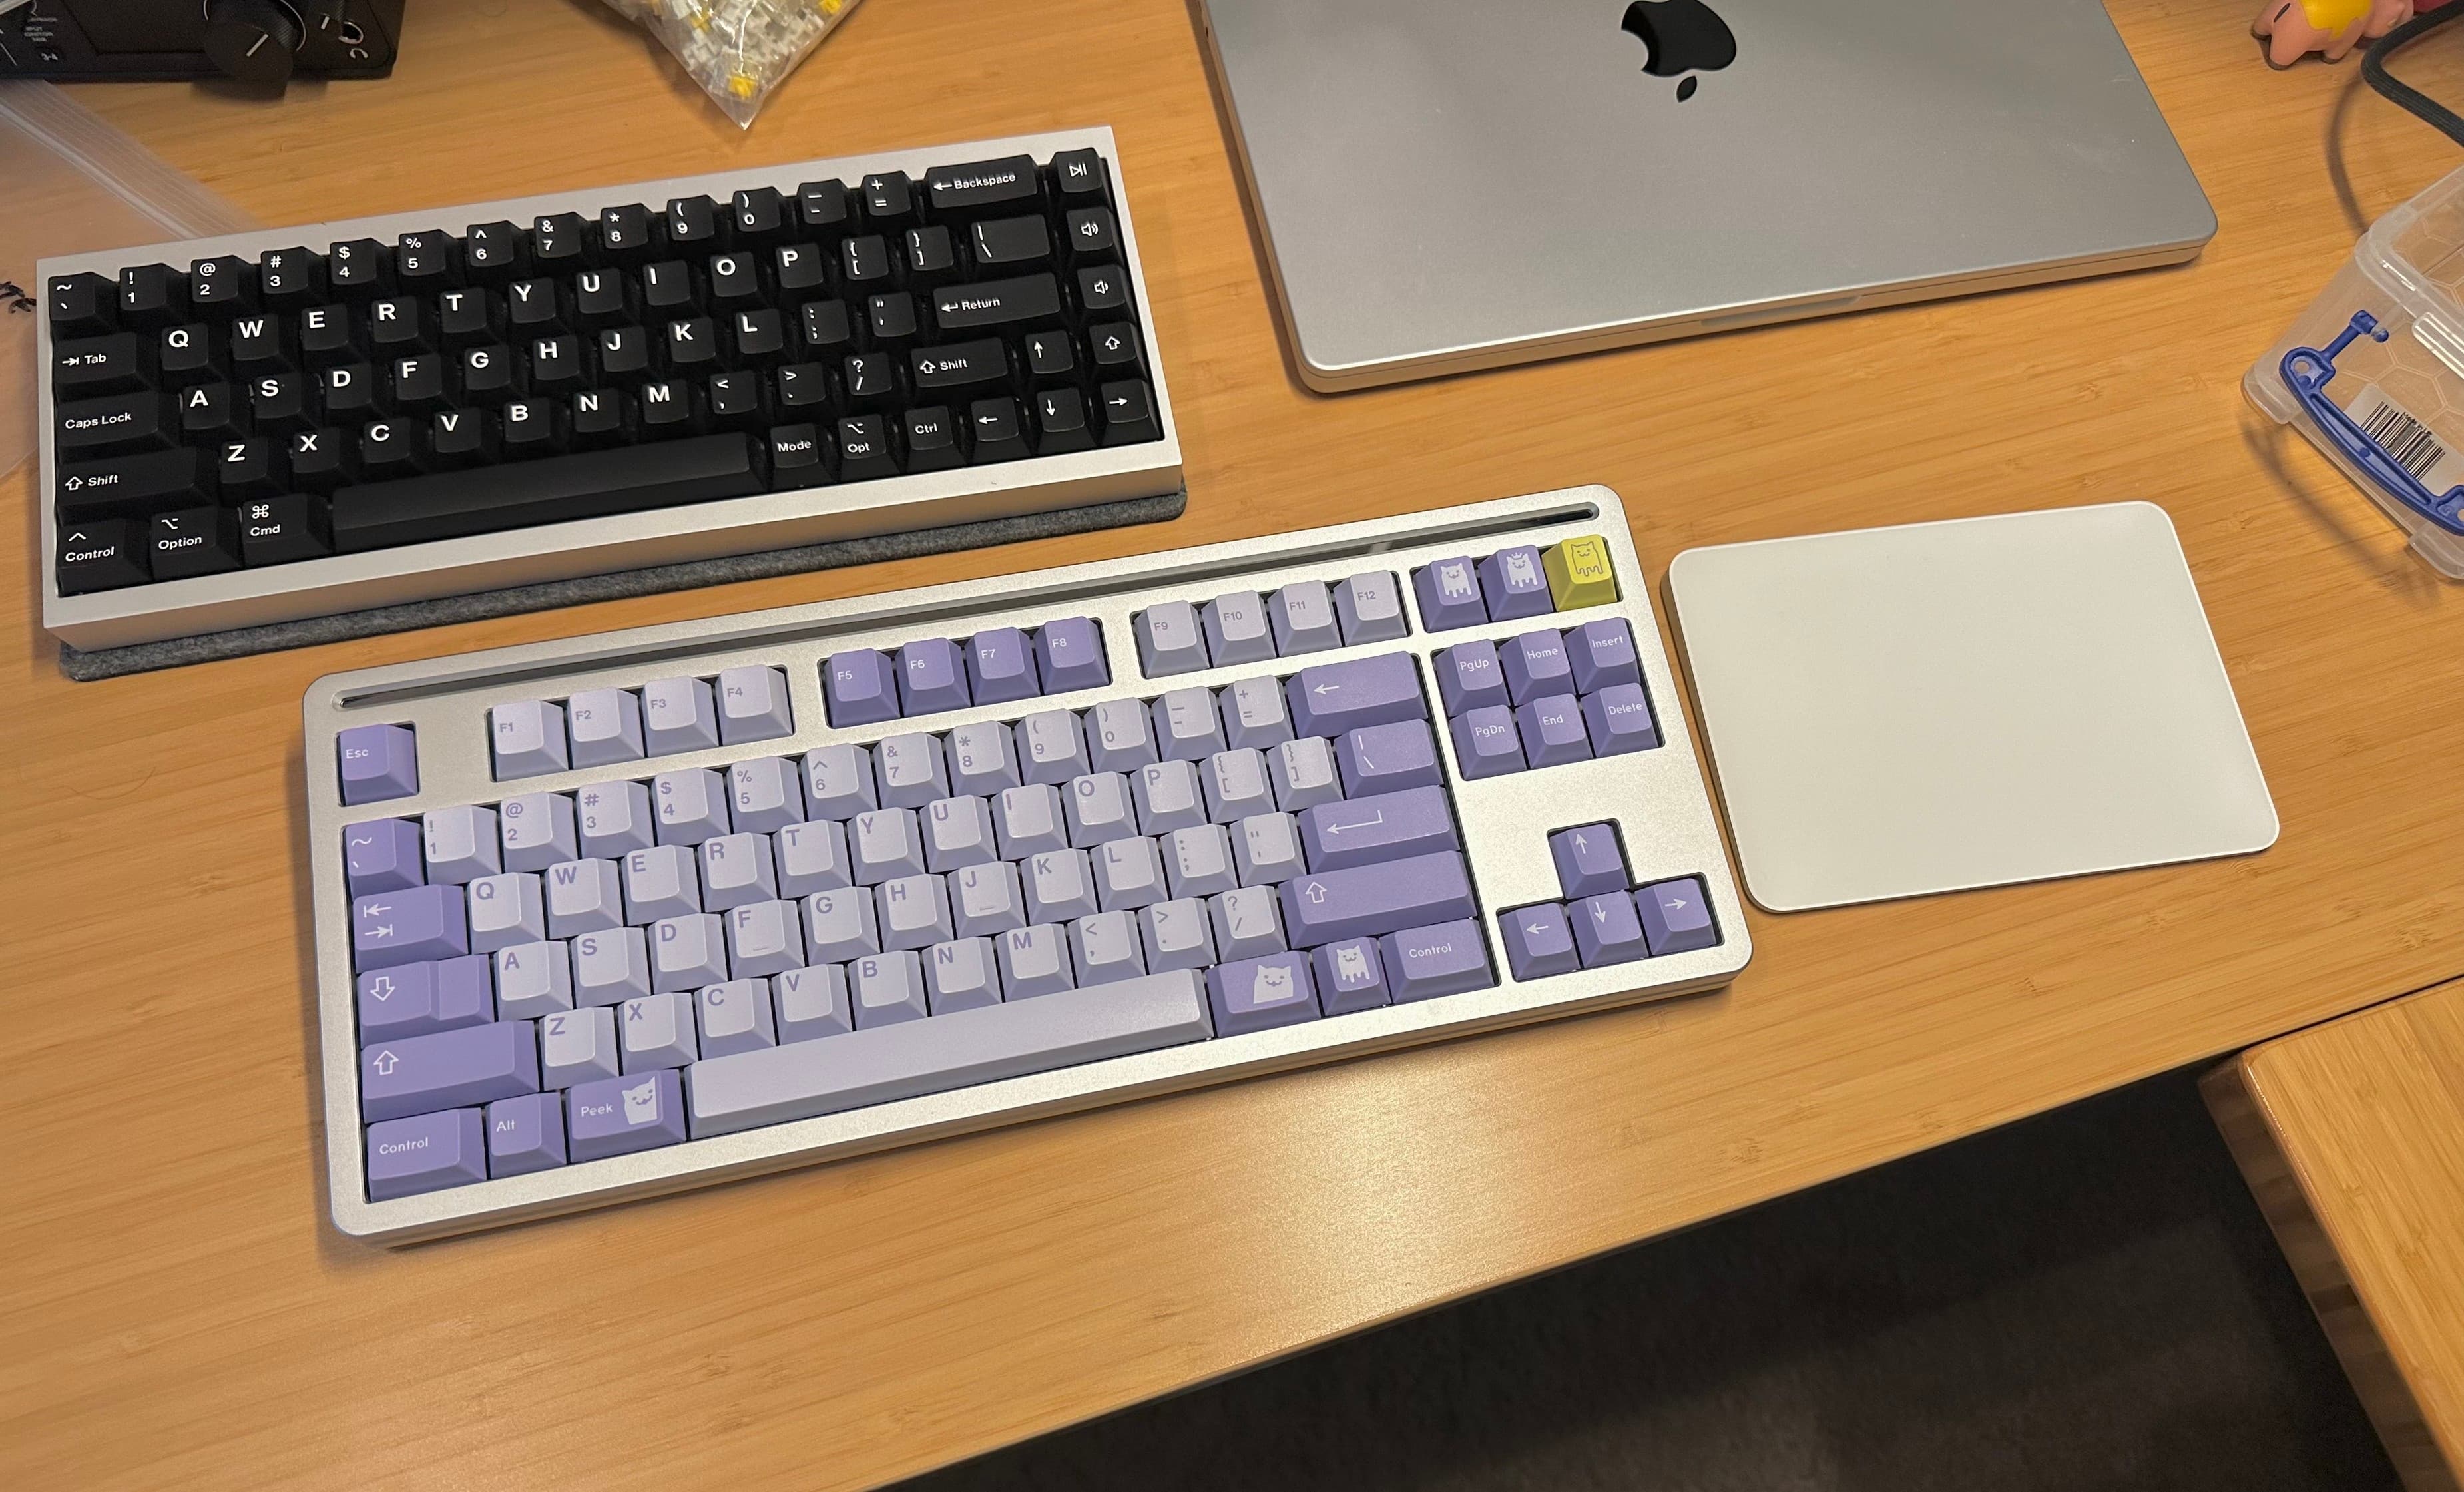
xmin=2363 ymin=3 xmax=2464 ymax=146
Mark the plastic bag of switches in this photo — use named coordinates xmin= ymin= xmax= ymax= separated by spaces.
xmin=603 ymin=0 xmax=869 ymax=127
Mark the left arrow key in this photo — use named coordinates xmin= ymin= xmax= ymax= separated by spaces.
xmin=352 ymin=883 xmax=467 ymax=971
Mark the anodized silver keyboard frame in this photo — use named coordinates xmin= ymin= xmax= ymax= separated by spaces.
xmin=304 ymin=487 xmax=1752 ymax=1244
xmin=39 ymin=126 xmax=1182 ymax=652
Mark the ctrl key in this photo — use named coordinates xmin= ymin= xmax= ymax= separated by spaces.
xmin=56 ymin=518 xmax=150 ymax=595
xmin=366 ymin=1108 xmax=487 ymax=1200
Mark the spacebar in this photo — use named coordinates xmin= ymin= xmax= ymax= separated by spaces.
xmin=684 ymin=971 xmax=1214 ymax=1138
xmin=330 ymin=435 xmax=763 ymax=551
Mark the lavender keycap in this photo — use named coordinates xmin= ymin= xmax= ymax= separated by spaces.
xmin=696 ymin=978 xmax=777 ymax=1055
xmin=1337 ymin=718 xmax=1443 ymax=798
xmin=1286 ymin=652 xmax=1425 ymax=739
xmin=1016 ymin=709 xmax=1089 ymax=784
xmin=567 ymin=687 xmax=645 ymax=767
xmin=1379 ymin=918 xmax=1494 ymax=1002
xmin=623 ymin=844 xmax=702 ymax=923
xmin=995 ymin=923 xmax=1076 ymax=998
xmin=360 ymin=1019 xmax=539 ymax=1122
xmin=1515 ymin=694 xmax=1591 ymax=768
xmin=852 ymin=949 xmax=930 ymax=1027
xmin=422 ymin=805 xmax=500 ymax=885
xmin=967 ymin=626 xmax=1042 ymax=704
xmin=804 ymin=887 xmax=882 ymax=962
xmin=1269 ymin=581 xmax=1341 ymax=654
xmin=1202 ymin=591 xmax=1276 ymax=666
xmin=1569 ymin=619 xmax=1642 ymax=694
xmin=572 ymin=927 xmax=652 ymax=1007
xmin=1087 ymin=698 xmax=1159 ymax=770
xmin=366 ymin=1107 xmax=485 ymax=1200
xmin=352 ymin=884 xmax=468 ymax=970
xmin=1280 ymin=850 xmax=1476 ymax=946
xmin=1204 ymin=748 xmax=1276 ymax=824
xmin=1501 ymin=630 xmax=1572 ymax=706
xmin=1206 ymin=951 xmax=1320 ymax=1035
xmin=726 ymin=899 xmax=806 ymax=976
xmin=803 ymin=743 xmax=879 ymax=821
xmin=949 ymin=721 xmax=1023 ymax=796
xmin=728 ymin=756 xmax=808 ymax=833
xmin=1140 ymin=898 xmax=1216 ymax=972
xmin=493 ymin=939 xmax=573 ymax=1019
xmin=1583 ymin=684 xmax=1661 ymax=756
xmin=1312 ymin=937 xmax=1390 ymax=1015
xmin=1152 ymin=688 xmax=1224 ymax=762
xmin=1036 ymin=617 xmax=1109 ymax=692
xmin=1571 ymin=891 xmax=1647 ymax=967
xmin=1435 ymin=640 xmax=1510 ymax=717
xmin=898 ymin=637 xmax=973 ymax=715
xmin=850 ymin=806 xmax=926 ymax=885
xmin=338 ymin=722 xmax=419 ymax=805
xmin=467 ymin=873 xmax=547 ymax=954
xmin=1479 ymin=545 xmax=1554 ymax=621
xmin=919 ymin=935 xmax=1003 ymax=1013
xmin=995 ymin=784 xmax=1068 ymax=859
xmin=824 ymin=647 xmax=901 ymax=726
xmin=923 ymin=795 xmax=999 ymax=871
xmin=1071 ymin=909 xmax=1148 ymax=985
xmin=878 ymin=873 xmax=955 ymax=952
xmin=566 ymin=1069 xmax=687 ymax=1161
xmin=1209 ymin=885 xmax=1288 ymax=960
xmin=1414 ymin=556 xmax=1488 ymax=631
xmin=1221 ymin=676 xmax=1294 ymax=751
xmin=1233 ymin=811 xmax=1307 ymax=886
xmin=776 ymin=965 xmax=854 ymax=1041
xmin=489 ymin=700 xmax=567 ymax=780
xmin=1132 ymin=760 xmax=1206 ymax=834
xmin=499 ymin=792 xmax=579 ymax=872
xmin=716 ymin=665 xmax=794 ymax=744
xmin=1501 ymin=905 xmax=1579 ymax=981
xmin=485 ymin=1092 xmax=567 ymax=1177
xmin=545 ymin=858 xmax=624 ymax=937
xmin=641 ymin=676 xmax=721 ymax=755
xmin=654 ymin=768 xmax=732 ymax=846
xmin=1449 ymin=706 xmax=1525 ymax=779
xmin=577 ymin=781 xmax=655 ymax=859
xmin=1299 ymin=785 xmax=1459 ymax=871
xmin=357 ymin=955 xmax=493 ymax=1043
xmin=540 ymin=1005 xmax=620 ymax=1088
xmin=1549 ymin=824 xmax=1628 ymax=899
xmin=775 ymin=820 xmax=852 ymax=898
xmin=877 ymin=732 xmax=950 ymax=808
xmin=1163 ymin=825 xmax=1238 ymax=899
xmin=1638 ymin=878 xmax=1719 ymax=955
xmin=619 ymin=991 xmax=699 ymax=1070
xmin=1136 ymin=600 xmax=1209 ymax=676
xmin=1271 ymin=736 xmax=1343 ymax=812
xmin=1334 ymin=571 xmax=1409 ymax=644
xmin=652 ymin=913 xmax=728 ymax=992
xmin=344 ymin=818 xmax=425 ymax=896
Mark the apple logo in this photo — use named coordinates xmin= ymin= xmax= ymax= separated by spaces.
xmin=1621 ymin=0 xmax=1737 ymax=101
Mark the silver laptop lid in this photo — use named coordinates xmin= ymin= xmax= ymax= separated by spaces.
xmin=1200 ymin=0 xmax=2214 ymax=390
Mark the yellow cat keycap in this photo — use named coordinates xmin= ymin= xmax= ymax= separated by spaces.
xmin=1544 ymin=535 xmax=1618 ymax=609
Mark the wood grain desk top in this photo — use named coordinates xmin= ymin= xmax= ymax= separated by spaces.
xmin=2206 ymin=979 xmax=2464 ymax=1491
xmin=3 ymin=1 xmax=2461 ymax=1487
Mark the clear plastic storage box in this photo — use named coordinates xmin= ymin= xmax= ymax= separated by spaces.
xmin=2246 ymin=166 xmax=2464 ymax=580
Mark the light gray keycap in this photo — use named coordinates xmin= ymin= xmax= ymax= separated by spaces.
xmin=948 ymin=720 xmax=1023 ymax=796
xmin=951 ymin=860 xmax=1027 ymax=937
xmin=567 ymin=687 xmax=646 ymax=767
xmin=1133 ymin=759 xmax=1207 ymax=834
xmin=1015 ymin=709 xmax=1089 ymax=785
xmin=698 ymin=832 xmax=777 ymax=910
xmin=774 ymin=965 xmax=853 ymax=1043
xmin=1205 ymin=749 xmax=1276 ymax=824
xmin=1270 ymin=581 xmax=1342 ymax=654
xmin=802 ymin=743 xmax=878 ymax=821
xmin=622 ymin=844 xmax=702 ymax=924
xmin=499 ymin=792 xmax=579 ymax=872
xmin=1336 ymin=571 xmax=1409 ymax=644
xmin=653 ymin=768 xmax=732 ymax=847
xmin=642 ymin=676 xmax=720 ymax=756
xmin=1152 ymin=688 xmax=1226 ymax=764
xmin=727 ymin=756 xmax=808 ymax=834
xmin=774 ymin=819 xmax=852 ymax=897
xmin=577 ymin=780 xmax=656 ymax=859
xmin=1210 ymin=885 xmax=1288 ymax=961
xmin=876 ymin=732 xmax=949 ymax=808
xmin=1085 ymin=698 xmax=1158 ymax=772
xmin=541 ymin=1004 xmax=620 ymax=1088
xmin=1071 ymin=910 xmax=1148 ymax=986
xmin=620 ymin=991 xmax=699 ymax=1071
xmin=1163 ymin=824 xmax=1240 ymax=899
xmin=925 ymin=937 xmax=1004 ymax=1013
xmin=1025 ymin=847 xmax=1099 ymax=924
xmin=468 ymin=871 xmax=547 ymax=953
xmin=571 ymin=926 xmax=652 ymax=1007
xmin=1136 ymin=600 xmax=1209 ymax=676
xmin=545 ymin=857 xmax=624 ymax=938
xmin=850 ymin=806 xmax=925 ymax=885
xmin=877 ymin=873 xmax=954 ymax=952
xmin=716 ymin=665 xmax=794 ymax=744
xmin=922 ymin=795 xmax=999 ymax=871
xmin=1202 ymin=591 xmax=1277 ymax=665
xmin=995 ymin=783 xmax=1069 ymax=858
xmin=994 ymin=923 xmax=1076 ymax=999
xmin=687 ymin=970 xmax=1212 ymax=1135
xmin=1139 ymin=899 xmax=1216 ymax=973
xmin=725 ymin=898 xmax=806 ymax=976
xmin=423 ymin=805 xmax=501 ymax=885
xmin=851 ymin=950 xmax=929 ymax=1026
xmin=1065 ymin=771 xmax=1136 ymax=848
xmin=1095 ymin=836 xmax=1168 ymax=911
xmin=652 ymin=913 xmax=729 ymax=992
xmin=1271 ymin=737 xmax=1344 ymax=813
xmin=1221 ymin=676 xmax=1294 ymax=751
xmin=493 ymin=938 xmax=572 ymax=1019
xmin=1235 ymin=812 xmax=1308 ymax=885
xmin=696 ymin=978 xmax=777 ymax=1056
xmin=802 ymin=887 xmax=882 ymax=963
xmin=491 ymin=698 xmax=569 ymax=780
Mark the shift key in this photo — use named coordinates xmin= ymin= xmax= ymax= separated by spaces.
xmin=911 ymin=338 xmax=1009 ymax=393
xmin=1280 ymin=850 xmax=1477 ymax=946
xmin=360 ymin=1020 xmax=540 ymax=1122
xmin=934 ymin=273 xmax=1062 ymax=332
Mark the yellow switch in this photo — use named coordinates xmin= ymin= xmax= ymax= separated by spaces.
xmin=1544 ymin=535 xmax=1618 ymax=609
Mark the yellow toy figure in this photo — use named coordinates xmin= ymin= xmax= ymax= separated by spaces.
xmin=2254 ymin=0 xmax=2415 ymax=66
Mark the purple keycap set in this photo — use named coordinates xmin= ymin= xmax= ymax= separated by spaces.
xmin=306 ymin=487 xmax=1751 ymax=1241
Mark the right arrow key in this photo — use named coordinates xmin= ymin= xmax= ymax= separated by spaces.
xmin=1638 ymin=877 xmax=1720 ymax=956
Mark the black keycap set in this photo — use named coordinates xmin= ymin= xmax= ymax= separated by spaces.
xmin=47 ymin=146 xmax=1164 ymax=599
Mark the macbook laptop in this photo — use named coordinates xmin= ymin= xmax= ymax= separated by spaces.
xmin=1197 ymin=0 xmax=2216 ymax=391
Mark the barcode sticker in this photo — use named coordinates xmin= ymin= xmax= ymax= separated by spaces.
xmin=2343 ymin=383 xmax=2463 ymax=491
